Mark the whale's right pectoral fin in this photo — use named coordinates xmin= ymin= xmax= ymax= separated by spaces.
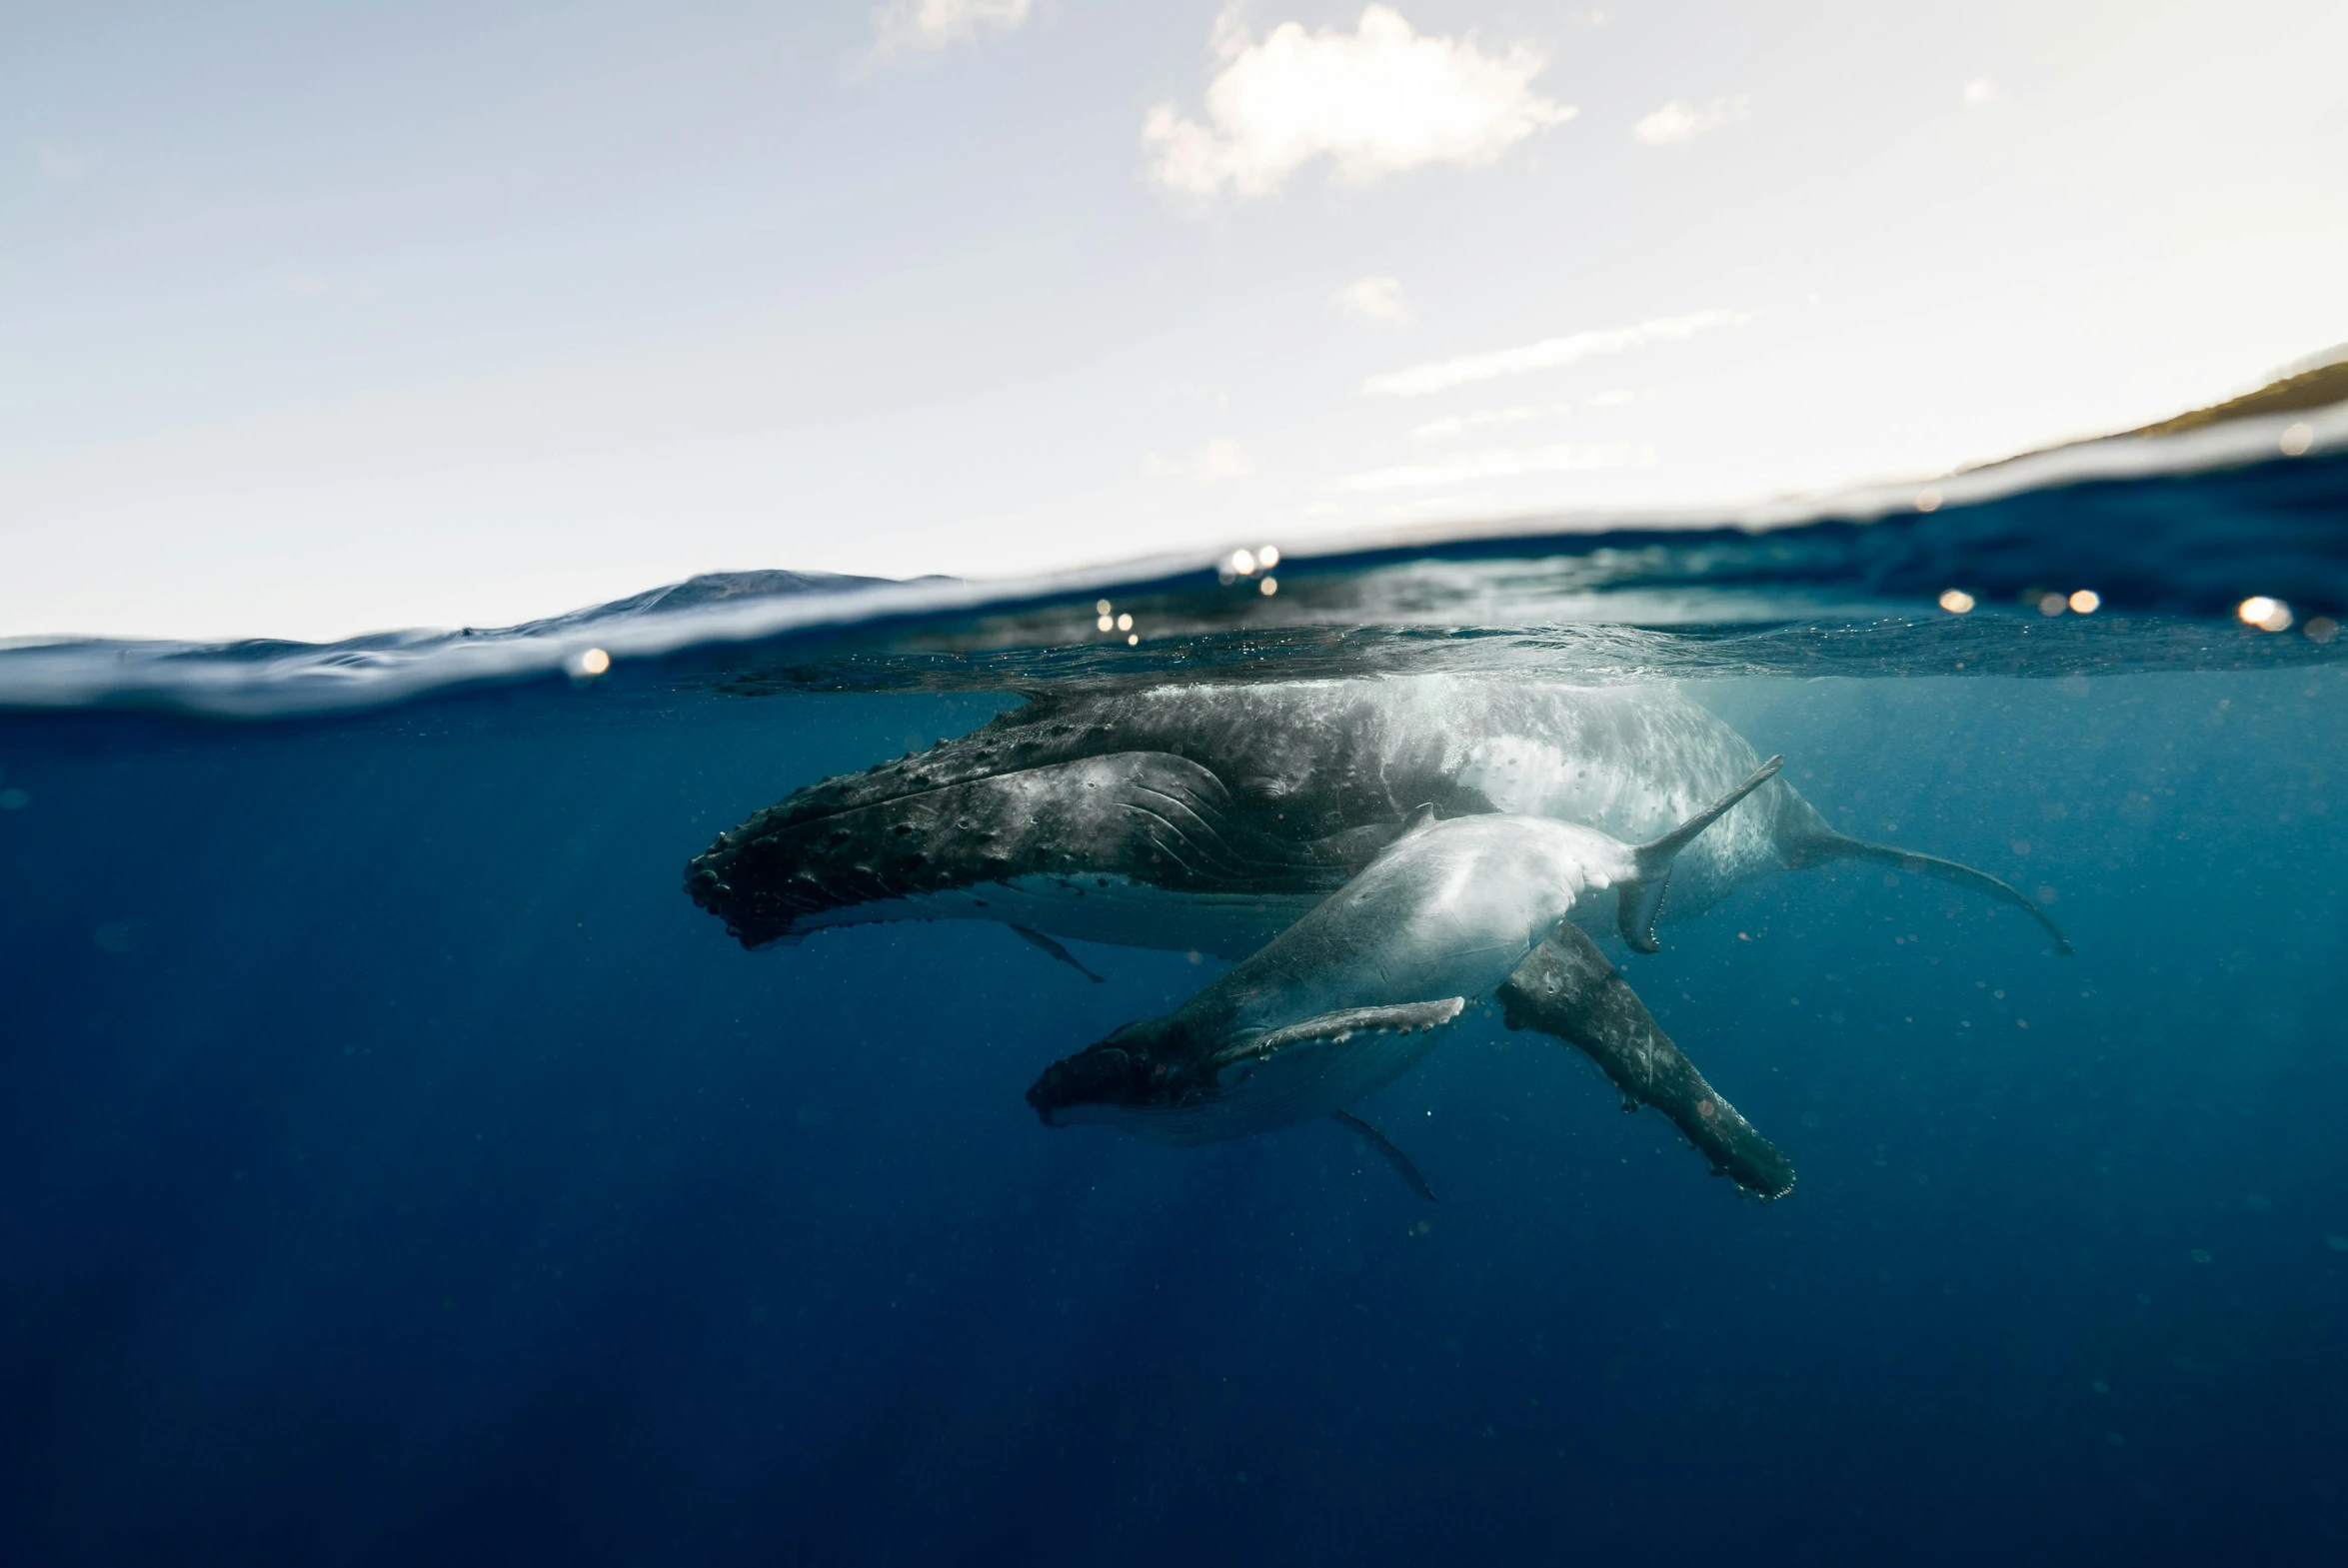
xmin=1618 ymin=756 xmax=1784 ymax=953
xmin=1209 ymin=997 xmax=1466 ymax=1069
xmin=1010 ymin=923 xmax=1107 ymax=983
xmin=1499 ymin=922 xmax=1795 ymax=1200
xmin=1330 ymin=1110 xmax=1437 ymax=1202
xmin=1783 ymin=826 xmax=2074 ymax=955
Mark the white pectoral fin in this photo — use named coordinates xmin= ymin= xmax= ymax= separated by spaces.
xmin=1210 ymin=997 xmax=1466 ymax=1069
xmin=1629 ymin=755 xmax=1783 ymax=876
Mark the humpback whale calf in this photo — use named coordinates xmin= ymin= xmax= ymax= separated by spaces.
xmin=687 ymin=678 xmax=2068 ymax=962
xmin=1024 ymin=758 xmax=1797 ymax=1200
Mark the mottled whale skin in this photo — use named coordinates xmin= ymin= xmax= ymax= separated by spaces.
xmin=687 ymin=677 xmax=2067 ymax=959
xmin=1026 ymin=761 xmax=1796 ymax=1199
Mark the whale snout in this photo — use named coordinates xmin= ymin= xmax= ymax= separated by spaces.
xmin=1029 ymin=1017 xmax=1210 ymax=1125
xmin=1027 ymin=1046 xmax=1139 ymax=1125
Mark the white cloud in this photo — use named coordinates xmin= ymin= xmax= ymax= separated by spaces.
xmin=36 ymin=143 xmax=92 ymax=182
xmin=1963 ymin=79 xmax=1999 ymax=106
xmin=1336 ymin=440 xmax=1653 ymax=491
xmin=871 ymin=0 xmax=1032 ymax=57
xmin=1412 ymin=403 xmax=1560 ymax=440
xmin=1363 ymin=308 xmax=1748 ymax=396
xmin=1145 ymin=438 xmax=1254 ymax=482
xmin=1144 ymin=4 xmax=1575 ymax=200
xmin=1631 ymin=95 xmax=1750 ymax=146
xmin=1408 ymin=388 xmax=1632 ymax=440
xmin=1332 ymin=274 xmax=1412 ymax=325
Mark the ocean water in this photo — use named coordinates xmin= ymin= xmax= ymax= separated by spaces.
xmin=4 ymin=423 xmax=2346 ymax=1564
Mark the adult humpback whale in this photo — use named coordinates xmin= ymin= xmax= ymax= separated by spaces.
xmin=686 ymin=678 xmax=2068 ymax=960
xmin=1024 ymin=759 xmax=1797 ymax=1200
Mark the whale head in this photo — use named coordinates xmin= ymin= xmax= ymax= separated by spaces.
xmin=1025 ymin=1017 xmax=1219 ymax=1133
xmin=1027 ymin=996 xmax=1466 ymax=1147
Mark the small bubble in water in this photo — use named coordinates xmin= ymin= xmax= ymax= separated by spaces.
xmin=2279 ymin=422 xmax=2313 ymax=457
xmin=2327 ymin=1234 xmax=2348 ymax=1251
xmin=2190 ymin=1248 xmax=2212 ymax=1264
xmin=0 ymin=787 xmax=27 ymax=809
xmin=2038 ymin=593 xmax=2067 ymax=617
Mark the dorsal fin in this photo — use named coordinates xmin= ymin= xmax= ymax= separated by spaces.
xmin=1399 ymin=802 xmax=1439 ymax=836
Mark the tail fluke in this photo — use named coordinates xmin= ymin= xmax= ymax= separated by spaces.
xmin=1618 ymin=755 xmax=1784 ymax=953
xmin=1789 ymin=828 xmax=2074 ymax=956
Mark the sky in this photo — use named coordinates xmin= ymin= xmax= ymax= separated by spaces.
xmin=5 ymin=0 xmax=2346 ymax=641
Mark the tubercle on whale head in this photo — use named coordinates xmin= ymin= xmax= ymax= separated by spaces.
xmin=1026 ymin=1017 xmax=1209 ymax=1124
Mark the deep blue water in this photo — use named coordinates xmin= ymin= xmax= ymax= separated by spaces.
xmin=6 ymin=671 xmax=2346 ymax=1564
xmin=5 ymin=433 xmax=2348 ymax=1563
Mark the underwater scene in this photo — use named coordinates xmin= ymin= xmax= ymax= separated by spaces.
xmin=5 ymin=431 xmax=2348 ymax=1564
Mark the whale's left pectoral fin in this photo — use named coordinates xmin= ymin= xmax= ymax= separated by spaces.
xmin=1500 ymin=923 xmax=1795 ymax=1200
xmin=1330 ymin=1110 xmax=1437 ymax=1202
xmin=1215 ymin=997 xmax=1467 ymax=1067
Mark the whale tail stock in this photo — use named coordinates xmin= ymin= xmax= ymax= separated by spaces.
xmin=1499 ymin=922 xmax=1795 ymax=1200
xmin=1616 ymin=755 xmax=1786 ymax=954
xmin=1781 ymin=827 xmax=2075 ymax=956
